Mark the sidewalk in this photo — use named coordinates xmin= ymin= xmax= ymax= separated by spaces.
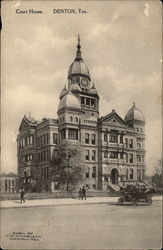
xmin=0 ymin=196 xmax=162 ymax=209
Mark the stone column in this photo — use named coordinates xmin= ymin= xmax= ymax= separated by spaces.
xmin=118 ymin=134 xmax=120 ymax=144
xmin=65 ymin=129 xmax=68 ymax=139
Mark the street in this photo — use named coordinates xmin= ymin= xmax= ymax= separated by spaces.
xmin=1 ymin=200 xmax=162 ymax=249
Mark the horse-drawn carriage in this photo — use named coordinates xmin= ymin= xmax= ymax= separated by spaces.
xmin=117 ymin=184 xmax=155 ymax=206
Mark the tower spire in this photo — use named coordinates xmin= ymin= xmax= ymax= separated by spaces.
xmin=75 ymin=34 xmax=82 ymax=60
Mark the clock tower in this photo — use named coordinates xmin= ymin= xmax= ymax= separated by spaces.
xmin=67 ymin=35 xmax=99 ymax=117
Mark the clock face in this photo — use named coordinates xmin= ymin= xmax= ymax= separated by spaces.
xmin=81 ymin=78 xmax=89 ymax=87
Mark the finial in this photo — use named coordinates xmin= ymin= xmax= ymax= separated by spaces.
xmin=75 ymin=34 xmax=82 ymax=60
xmin=78 ymin=34 xmax=80 ymax=47
xmin=133 ymin=102 xmax=136 ymax=108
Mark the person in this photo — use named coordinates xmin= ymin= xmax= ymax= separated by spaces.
xmin=82 ymin=186 xmax=86 ymax=200
xmin=20 ymin=187 xmax=25 ymax=204
xmin=78 ymin=188 xmax=82 ymax=200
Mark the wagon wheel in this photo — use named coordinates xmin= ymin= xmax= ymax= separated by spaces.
xmin=118 ymin=198 xmax=123 ymax=205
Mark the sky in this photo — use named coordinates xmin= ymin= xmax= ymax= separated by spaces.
xmin=1 ymin=0 xmax=162 ymax=175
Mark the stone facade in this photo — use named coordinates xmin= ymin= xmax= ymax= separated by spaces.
xmin=17 ymin=37 xmax=145 ymax=191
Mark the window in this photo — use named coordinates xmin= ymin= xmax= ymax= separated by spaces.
xmin=129 ymin=139 xmax=133 ymax=148
xmin=129 ymin=154 xmax=133 ymax=163
xmin=68 ymin=129 xmax=78 ymax=140
xmin=75 ymin=117 xmax=78 ymax=123
xmin=126 ymin=153 xmax=128 ymax=163
xmin=61 ymin=129 xmax=65 ymax=140
xmin=129 ymin=169 xmax=133 ymax=179
xmin=30 ymin=135 xmax=33 ymax=144
xmin=92 ymin=150 xmax=96 ymax=161
xmin=104 ymin=151 xmax=108 ymax=158
xmin=110 ymin=152 xmax=118 ymax=159
xmin=120 ymin=153 xmax=123 ymax=159
xmin=104 ymin=132 xmax=107 ymax=142
xmin=86 ymin=98 xmax=90 ymax=105
xmin=110 ymin=134 xmax=117 ymax=143
xmin=93 ymin=184 xmax=96 ymax=189
xmin=53 ymin=133 xmax=58 ymax=144
xmin=86 ymin=172 xmax=89 ymax=178
xmin=91 ymin=134 xmax=96 ymax=145
xmin=69 ymin=116 xmax=73 ymax=122
xmin=92 ymin=167 xmax=96 ymax=178
xmin=126 ymin=169 xmax=128 ymax=180
xmin=137 ymin=156 xmax=142 ymax=162
xmin=85 ymin=133 xmax=89 ymax=144
xmin=120 ymin=135 xmax=123 ymax=143
xmin=85 ymin=150 xmax=89 ymax=160
xmin=137 ymin=142 xmax=141 ymax=148
xmin=91 ymin=99 xmax=95 ymax=108
xmin=137 ymin=169 xmax=141 ymax=181
xmin=81 ymin=97 xmax=85 ymax=105
xmin=125 ymin=138 xmax=128 ymax=148
xmin=137 ymin=127 xmax=139 ymax=132
xmin=140 ymin=128 xmax=143 ymax=133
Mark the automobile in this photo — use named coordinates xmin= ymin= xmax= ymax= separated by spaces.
xmin=117 ymin=184 xmax=155 ymax=206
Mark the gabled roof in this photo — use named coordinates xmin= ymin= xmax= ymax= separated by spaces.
xmin=19 ymin=115 xmax=38 ymax=131
xmin=99 ymin=110 xmax=127 ymax=126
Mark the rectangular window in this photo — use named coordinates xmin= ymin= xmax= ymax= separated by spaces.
xmin=129 ymin=139 xmax=133 ymax=148
xmin=137 ymin=169 xmax=141 ymax=181
xmin=110 ymin=134 xmax=117 ymax=143
xmin=130 ymin=169 xmax=133 ymax=179
xmin=85 ymin=133 xmax=89 ymax=144
xmin=92 ymin=150 xmax=96 ymax=161
xmin=104 ymin=132 xmax=107 ymax=142
xmin=93 ymin=184 xmax=96 ymax=189
xmin=86 ymin=172 xmax=89 ymax=178
xmin=137 ymin=156 xmax=141 ymax=162
xmin=129 ymin=154 xmax=133 ymax=163
xmin=126 ymin=153 xmax=128 ymax=163
xmin=92 ymin=167 xmax=96 ymax=178
xmin=110 ymin=152 xmax=118 ymax=159
xmin=86 ymin=98 xmax=90 ymax=105
xmin=120 ymin=153 xmax=123 ymax=159
xmin=85 ymin=150 xmax=89 ymax=160
xmin=104 ymin=151 xmax=108 ymax=158
xmin=81 ymin=97 xmax=85 ymax=104
xmin=53 ymin=133 xmax=58 ymax=144
xmin=126 ymin=169 xmax=128 ymax=180
xmin=68 ymin=129 xmax=78 ymax=140
xmin=120 ymin=135 xmax=123 ymax=143
xmin=125 ymin=138 xmax=128 ymax=148
xmin=91 ymin=134 xmax=96 ymax=145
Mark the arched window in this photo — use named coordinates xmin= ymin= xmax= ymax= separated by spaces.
xmin=75 ymin=117 xmax=78 ymax=123
xmin=69 ymin=116 xmax=73 ymax=122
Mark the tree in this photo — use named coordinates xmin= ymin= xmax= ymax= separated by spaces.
xmin=151 ymin=160 xmax=162 ymax=192
xmin=50 ymin=141 xmax=83 ymax=191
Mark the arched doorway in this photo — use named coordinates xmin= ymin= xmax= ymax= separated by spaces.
xmin=111 ymin=168 xmax=119 ymax=184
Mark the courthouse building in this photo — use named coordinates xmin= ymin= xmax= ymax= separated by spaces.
xmin=17 ymin=37 xmax=146 ymax=191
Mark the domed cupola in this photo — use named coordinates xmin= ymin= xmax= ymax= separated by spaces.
xmin=58 ymin=90 xmax=81 ymax=112
xmin=124 ymin=103 xmax=145 ymax=125
xmin=68 ymin=35 xmax=91 ymax=81
xmin=59 ymin=84 xmax=68 ymax=99
xmin=89 ymin=82 xmax=98 ymax=96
